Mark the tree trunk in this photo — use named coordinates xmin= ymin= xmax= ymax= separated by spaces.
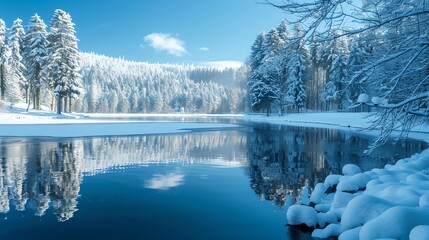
xmin=69 ymin=95 xmax=72 ymax=113
xmin=0 ymin=64 xmax=5 ymax=101
xmin=57 ymin=94 xmax=62 ymax=114
xmin=63 ymin=97 xmax=68 ymax=113
xmin=26 ymin=90 xmax=31 ymax=112
xmin=32 ymin=88 xmax=36 ymax=109
xmin=36 ymin=88 xmax=41 ymax=110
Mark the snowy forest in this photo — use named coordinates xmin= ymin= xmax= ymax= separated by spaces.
xmin=249 ymin=1 xmax=428 ymax=115
xmin=77 ymin=53 xmax=248 ymax=114
xmin=0 ymin=10 xmax=248 ymax=115
xmin=0 ymin=10 xmax=81 ymax=114
xmin=248 ymin=0 xmax=428 ymax=146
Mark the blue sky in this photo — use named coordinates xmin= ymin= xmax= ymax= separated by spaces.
xmin=0 ymin=0 xmax=286 ymax=65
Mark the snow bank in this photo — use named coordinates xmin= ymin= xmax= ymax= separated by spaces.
xmin=286 ymin=148 xmax=429 ymax=239
xmin=360 ymin=206 xmax=429 ymax=239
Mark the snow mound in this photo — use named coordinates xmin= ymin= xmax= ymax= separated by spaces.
xmin=419 ymin=192 xmax=429 ymax=208
xmin=341 ymin=195 xmax=393 ymax=231
xmin=342 ymin=164 xmax=361 ymax=176
xmin=286 ymin=148 xmax=429 ymax=239
xmin=286 ymin=205 xmax=318 ymax=227
xmin=324 ymin=174 xmax=342 ymax=188
xmin=312 ymin=223 xmax=341 ymax=238
xmin=337 ymin=173 xmax=370 ymax=192
xmin=338 ymin=227 xmax=361 ymax=240
xmin=360 ymin=206 xmax=429 ymax=239
xmin=310 ymin=183 xmax=326 ymax=204
xmin=410 ymin=225 xmax=429 ymax=240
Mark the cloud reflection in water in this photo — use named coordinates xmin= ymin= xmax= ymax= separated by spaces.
xmin=144 ymin=173 xmax=185 ymax=190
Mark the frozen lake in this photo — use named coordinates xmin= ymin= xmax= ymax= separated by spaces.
xmin=0 ymin=119 xmax=426 ymax=239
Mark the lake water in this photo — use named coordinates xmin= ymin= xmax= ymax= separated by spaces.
xmin=0 ymin=119 xmax=426 ymax=239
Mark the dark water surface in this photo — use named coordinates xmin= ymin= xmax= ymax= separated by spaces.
xmin=0 ymin=120 xmax=426 ymax=239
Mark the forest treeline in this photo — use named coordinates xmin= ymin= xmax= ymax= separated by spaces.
xmin=76 ymin=52 xmax=248 ymax=113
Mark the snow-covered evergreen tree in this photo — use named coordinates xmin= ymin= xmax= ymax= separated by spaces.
xmin=263 ymin=28 xmax=283 ymax=59
xmin=274 ymin=20 xmax=292 ymax=114
xmin=324 ymin=36 xmax=349 ymax=110
xmin=286 ymin=24 xmax=308 ymax=113
xmin=272 ymin=0 xmax=429 ymax=149
xmin=24 ymin=14 xmax=48 ymax=110
xmin=45 ymin=9 xmax=81 ymax=114
xmin=8 ymin=18 xmax=26 ymax=103
xmin=345 ymin=36 xmax=371 ymax=111
xmin=249 ymin=32 xmax=265 ymax=71
xmin=248 ymin=32 xmax=268 ymax=112
xmin=276 ymin=20 xmax=290 ymax=44
xmin=0 ymin=19 xmax=7 ymax=101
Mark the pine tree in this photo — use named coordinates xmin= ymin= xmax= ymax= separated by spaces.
xmin=286 ymin=24 xmax=308 ymax=113
xmin=347 ymin=36 xmax=371 ymax=105
xmin=248 ymin=32 xmax=266 ymax=111
xmin=0 ymin=19 xmax=7 ymax=101
xmin=325 ymin=36 xmax=349 ymax=110
xmin=45 ymin=9 xmax=81 ymax=114
xmin=249 ymin=32 xmax=265 ymax=71
xmin=8 ymin=18 xmax=26 ymax=104
xmin=276 ymin=20 xmax=290 ymax=44
xmin=262 ymin=28 xmax=283 ymax=59
xmin=275 ymin=20 xmax=292 ymax=114
xmin=24 ymin=14 xmax=48 ymax=110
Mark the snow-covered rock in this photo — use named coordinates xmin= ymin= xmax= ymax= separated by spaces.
xmin=339 ymin=227 xmax=361 ymax=240
xmin=312 ymin=223 xmax=341 ymax=238
xmin=341 ymin=195 xmax=393 ymax=231
xmin=419 ymin=192 xmax=429 ymax=208
xmin=337 ymin=173 xmax=370 ymax=192
xmin=287 ymin=205 xmax=318 ymax=227
xmin=315 ymin=203 xmax=331 ymax=213
xmin=317 ymin=211 xmax=337 ymax=228
xmin=331 ymin=191 xmax=356 ymax=211
xmin=410 ymin=225 xmax=429 ymax=240
xmin=324 ymin=174 xmax=342 ymax=188
xmin=286 ymin=148 xmax=429 ymax=239
xmin=310 ymin=183 xmax=326 ymax=204
xmin=359 ymin=206 xmax=429 ymax=239
xmin=342 ymin=164 xmax=361 ymax=176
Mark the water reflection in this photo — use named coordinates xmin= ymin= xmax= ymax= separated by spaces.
xmin=144 ymin=173 xmax=185 ymax=190
xmin=246 ymin=125 xmax=427 ymax=206
xmin=0 ymin=125 xmax=426 ymax=223
xmin=0 ymin=141 xmax=82 ymax=221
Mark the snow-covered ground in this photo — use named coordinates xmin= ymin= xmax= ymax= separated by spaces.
xmin=2 ymin=104 xmax=429 ymax=239
xmin=0 ymin=104 xmax=240 ymax=137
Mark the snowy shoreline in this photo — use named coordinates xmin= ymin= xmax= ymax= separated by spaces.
xmin=244 ymin=112 xmax=429 ymax=239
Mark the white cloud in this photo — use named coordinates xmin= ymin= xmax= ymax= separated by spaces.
xmin=144 ymin=33 xmax=187 ymax=57
xmin=199 ymin=47 xmax=210 ymax=51
xmin=202 ymin=61 xmax=244 ymax=69
xmin=144 ymin=173 xmax=185 ymax=190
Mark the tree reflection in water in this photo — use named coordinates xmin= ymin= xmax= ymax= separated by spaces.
xmin=247 ymin=124 xmax=427 ymax=207
xmin=0 ymin=125 xmax=426 ymax=222
xmin=0 ymin=141 xmax=83 ymax=221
